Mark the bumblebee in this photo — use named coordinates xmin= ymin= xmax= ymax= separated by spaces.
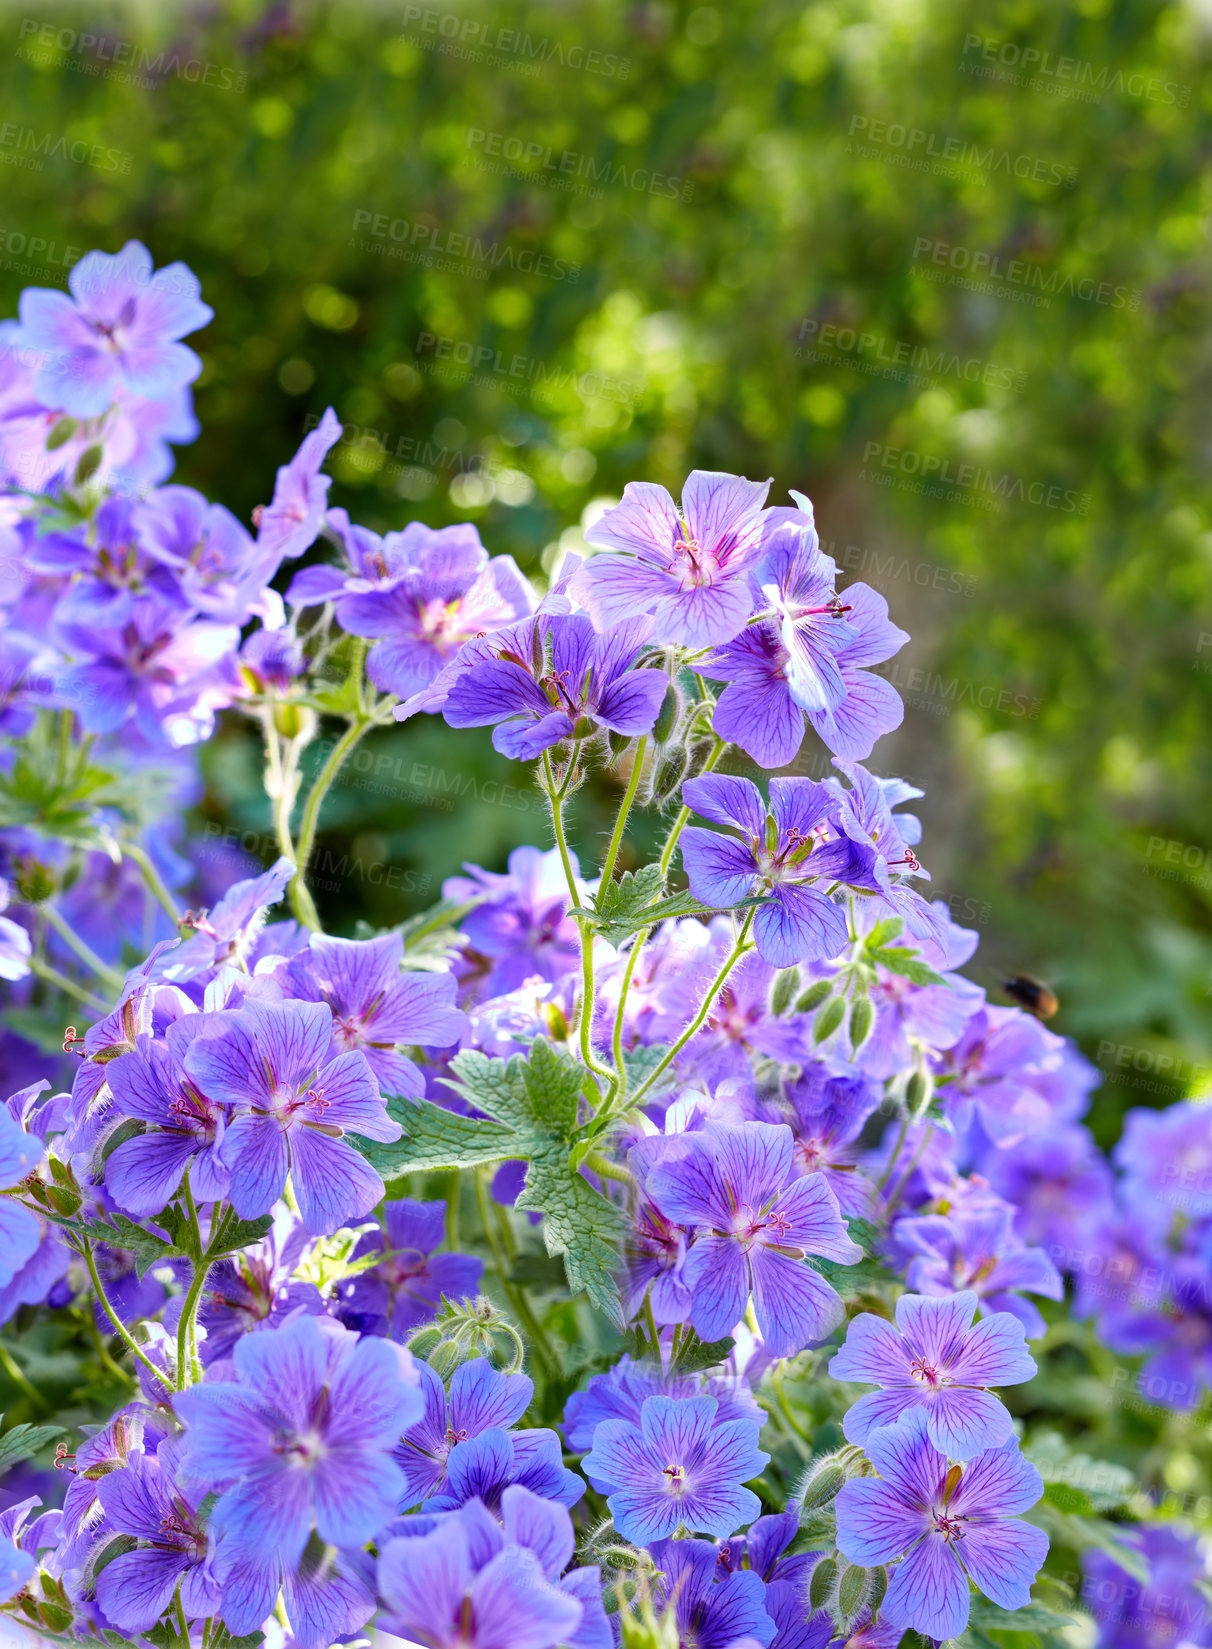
xmin=1001 ymin=974 xmax=1059 ymax=1020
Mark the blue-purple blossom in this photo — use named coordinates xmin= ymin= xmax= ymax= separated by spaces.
xmin=1082 ymin=1524 xmax=1212 ymax=1648
xmin=562 ymin=1354 xmax=762 ymax=1453
xmin=103 ymin=1020 xmax=229 ymax=1218
xmin=14 ymin=241 xmax=212 ymax=417
xmin=679 ymin=775 xmax=860 ymax=968
xmin=336 ymin=1196 xmax=483 ymax=1340
xmin=776 ymin=1059 xmax=883 ymax=1218
xmin=93 ymin=1446 xmax=220 ymax=1633
xmin=133 ymin=483 xmax=282 ymax=626
xmin=175 ymin=1314 xmax=422 ymax=1569
xmin=252 ymin=407 xmax=341 ymax=562
xmin=932 ymin=1005 xmax=1058 ymax=1147
xmin=378 ymin=1489 xmax=592 ymax=1649
xmin=582 ymin=1393 xmax=767 ymax=1543
xmin=284 ymin=931 xmax=467 ymax=1097
xmin=184 ymin=998 xmax=398 ymax=1234
xmin=976 ymin=1124 xmax=1114 ymax=1254
xmin=422 ymin=1423 xmax=584 ymax=1516
xmin=1113 ymin=1100 xmax=1212 ymax=1223
xmin=394 ymin=1356 xmax=534 ymax=1507
xmin=695 ymin=512 xmax=907 ymax=764
xmin=159 ymin=854 xmax=295 ymax=980
xmin=829 ymin=1290 xmax=1036 ymax=1457
xmin=0 ymin=1103 xmax=41 ymax=1286
xmin=894 ymin=1202 xmax=1065 ymax=1338
xmin=329 ymin=518 xmax=534 ymax=697
xmin=439 ymin=613 xmax=666 ymax=759
xmin=835 ymin=1416 xmax=1048 ymax=1642
xmin=163 ymin=1215 xmax=322 ymax=1365
xmin=444 ymin=845 xmax=584 ymax=1001
xmin=643 ymin=1119 xmax=862 ymax=1357
xmin=571 ymin=470 xmax=770 ymax=648
xmin=647 ymin=1537 xmax=775 ymax=1649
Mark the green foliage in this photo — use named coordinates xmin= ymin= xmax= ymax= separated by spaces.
xmin=0 ymin=1418 xmax=62 ymax=1472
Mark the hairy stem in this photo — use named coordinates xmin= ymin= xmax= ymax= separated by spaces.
xmin=599 ymin=737 xmax=647 ymax=889
xmin=290 ymin=714 xmax=384 ymax=930
xmin=122 ymin=841 xmax=183 ymax=924
xmin=542 ymin=752 xmax=614 ymax=1084
xmin=610 ymin=926 xmax=650 ymax=1092
xmin=40 ymin=904 xmax=123 ymax=991
xmin=0 ymin=1340 xmax=49 ymax=1415
xmin=629 ymin=909 xmax=755 ymax=1106
xmin=81 ymin=1241 xmax=164 ymax=1386
xmin=658 ymin=735 xmax=726 ymax=878
xmin=28 ymin=955 xmax=108 ymax=1012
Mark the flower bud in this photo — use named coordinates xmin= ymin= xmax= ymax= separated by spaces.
xmin=770 ymin=967 xmax=801 ymax=1016
xmin=274 ymin=702 xmax=310 ymax=740
xmin=801 ymin=1461 xmax=847 ymax=1509
xmin=794 ymin=979 xmax=832 ymax=1014
xmin=905 ymin=1066 xmax=933 ymax=1114
xmin=837 ymin=1563 xmax=869 ymax=1618
xmin=573 ymin=716 xmax=597 ymax=741
xmin=653 ymin=683 xmax=682 ymax=745
xmin=541 ymin=1001 xmax=570 ymax=1041
xmin=813 ymin=995 xmax=846 ymax=1044
xmin=849 ymin=995 xmax=873 ymax=1049
xmin=650 ymin=746 xmax=689 ymax=809
xmin=608 ymin=730 xmax=631 ymax=758
xmin=868 ymin=1566 xmax=887 ymax=1613
xmin=808 ymin=1558 xmax=837 ymax=1612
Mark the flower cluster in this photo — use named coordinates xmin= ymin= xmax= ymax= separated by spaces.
xmin=0 ymin=247 xmax=1204 ymax=1649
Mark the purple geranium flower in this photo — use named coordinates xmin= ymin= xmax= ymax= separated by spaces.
xmin=0 ymin=1105 xmax=43 ymax=1287
xmin=695 ymin=514 xmax=907 ymax=764
xmin=395 ymin=1356 xmax=534 ymax=1508
xmin=158 ymin=855 xmax=294 ymax=980
xmin=377 ymin=1490 xmax=587 ymax=1649
xmin=444 ymin=845 xmax=585 ymax=1002
xmin=582 ymin=1393 xmax=767 ymax=1543
xmin=648 ymin=1537 xmax=776 ymax=1649
xmin=440 ymin=613 xmax=666 ymax=759
xmin=932 ymin=1006 xmax=1056 ymax=1147
xmin=895 ymin=1203 xmax=1065 ymax=1339
xmin=333 ymin=519 xmax=534 ymax=697
xmin=1114 ymin=1100 xmax=1212 ymax=1223
xmin=1082 ymin=1524 xmax=1212 ymax=1648
xmin=977 ymin=1124 xmax=1114 ymax=1254
xmin=829 ymin=1290 xmax=1036 ymax=1457
xmin=286 ymin=931 xmax=468 ymax=1098
xmin=0 ymin=881 xmax=30 ymax=985
xmin=15 ymin=240 xmax=212 ymax=417
xmin=133 ymin=483 xmax=281 ymax=627
xmin=212 ymin=1543 xmax=375 ymax=1649
xmin=164 ymin=1215 xmax=322 ymax=1365
xmin=563 ymin=1354 xmax=762 ymax=1453
xmin=644 ymin=1119 xmax=862 ymax=1357
xmin=102 ymin=1021 xmax=230 ymax=1218
xmin=422 ymin=1424 xmax=585 ymax=1516
xmin=175 ymin=1314 xmax=422 ymax=1568
xmin=777 ymin=1060 xmax=883 ymax=1218
xmin=183 ymin=998 xmax=399 ymax=1234
xmin=336 ymin=1196 xmax=483 ymax=1340
xmin=571 ymin=470 xmax=770 ymax=648
xmin=679 ymin=775 xmax=858 ymax=968
xmin=252 ymin=406 xmax=341 ymax=562
xmin=94 ymin=1446 xmax=221 ymax=1633
xmin=836 ymin=1416 xmax=1048 ymax=1643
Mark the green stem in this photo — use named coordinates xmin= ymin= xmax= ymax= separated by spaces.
xmin=584 ymin=1150 xmax=634 ymax=1187
xmin=885 ymin=1122 xmax=936 ymax=1219
xmin=630 ymin=909 xmax=755 ymax=1106
xmin=122 ymin=842 xmax=182 ymax=924
xmin=0 ymin=1340 xmax=48 ymax=1415
xmin=27 ymin=955 xmax=108 ymax=1012
xmin=84 ymin=1308 xmax=134 ymax=1389
xmin=173 ymin=1588 xmax=190 ymax=1649
xmin=176 ymin=1176 xmax=209 ymax=1389
xmin=658 ymin=735 xmax=726 ymax=876
xmin=290 ymin=715 xmax=382 ymax=930
xmin=600 ymin=737 xmax=647 ymax=889
xmin=40 ymin=904 xmax=123 ymax=990
xmin=770 ymin=1362 xmax=812 ymax=1452
xmin=610 ymin=926 xmax=649 ymax=1091
xmin=82 ymin=1241 xmax=163 ymax=1386
xmin=542 ymin=752 xmax=614 ymax=1084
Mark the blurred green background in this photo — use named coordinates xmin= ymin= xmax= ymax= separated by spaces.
xmin=1 ymin=0 xmax=1209 ymax=1137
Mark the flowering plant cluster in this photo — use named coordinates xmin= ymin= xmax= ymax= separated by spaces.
xmin=0 ymin=245 xmax=1205 ymax=1649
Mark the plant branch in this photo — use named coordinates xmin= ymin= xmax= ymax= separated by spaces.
xmin=629 ymin=908 xmax=755 ymax=1105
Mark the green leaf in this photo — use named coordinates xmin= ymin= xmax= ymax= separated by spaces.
xmin=74 ymin=1213 xmax=185 ymax=1279
xmin=0 ymin=1420 xmax=62 ymax=1471
xmin=1041 ymin=1481 xmax=1095 ymax=1515
xmin=517 ymin=1145 xmax=625 ymax=1328
xmin=572 ymin=864 xmax=737 ymax=943
xmin=211 ymin=1214 xmax=274 ymax=1256
xmin=864 ymin=916 xmax=905 ymax=948
xmin=867 ymin=946 xmax=949 ymax=988
xmin=672 ymin=1331 xmax=735 ymax=1373
xmin=354 ymin=1095 xmax=521 ymax=1178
